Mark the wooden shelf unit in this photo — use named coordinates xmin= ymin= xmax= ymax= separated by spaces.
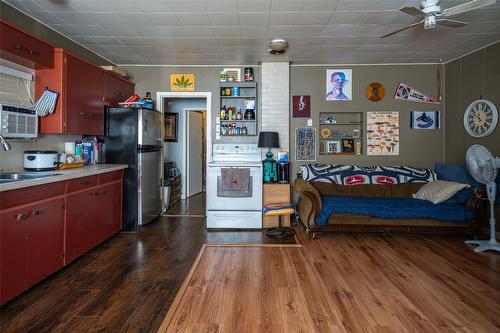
xmin=319 ymin=112 xmax=363 ymax=156
xmin=263 ymin=183 xmax=291 ymax=228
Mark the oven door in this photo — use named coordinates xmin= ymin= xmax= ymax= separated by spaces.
xmin=207 ymin=165 xmax=262 ymax=211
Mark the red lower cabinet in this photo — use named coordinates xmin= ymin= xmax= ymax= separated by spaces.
xmin=26 ymin=198 xmax=64 ymax=286
xmin=0 ymin=208 xmax=28 ymax=305
xmin=0 ymin=197 xmax=64 ymax=305
xmin=96 ymin=182 xmax=122 ymax=244
xmin=65 ymin=188 xmax=98 ymax=264
xmin=0 ymin=172 xmax=123 ymax=305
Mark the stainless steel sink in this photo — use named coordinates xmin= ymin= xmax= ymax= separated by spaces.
xmin=0 ymin=172 xmax=62 ymax=183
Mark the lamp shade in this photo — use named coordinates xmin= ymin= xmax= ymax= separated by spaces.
xmin=258 ymin=131 xmax=280 ymax=148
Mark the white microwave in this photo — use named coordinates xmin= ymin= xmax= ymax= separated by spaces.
xmin=0 ymin=103 xmax=38 ymax=139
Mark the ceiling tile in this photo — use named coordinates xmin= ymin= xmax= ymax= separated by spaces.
xmin=207 ymin=12 xmax=240 ymax=26
xmin=202 ymin=0 xmax=238 ymax=12
xmin=269 ymin=12 xmax=301 ymax=25
xmin=237 ymin=0 xmax=270 ymax=12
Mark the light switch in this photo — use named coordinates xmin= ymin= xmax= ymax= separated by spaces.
xmin=307 ymin=118 xmax=313 ymax=126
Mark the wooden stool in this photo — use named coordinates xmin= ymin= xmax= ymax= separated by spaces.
xmin=263 ymin=203 xmax=295 ymax=239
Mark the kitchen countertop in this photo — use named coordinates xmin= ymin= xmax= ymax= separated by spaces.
xmin=0 ymin=164 xmax=128 ymax=192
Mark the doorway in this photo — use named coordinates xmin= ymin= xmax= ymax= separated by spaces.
xmin=157 ymin=92 xmax=212 ymax=217
xmin=185 ymin=109 xmax=206 ymax=197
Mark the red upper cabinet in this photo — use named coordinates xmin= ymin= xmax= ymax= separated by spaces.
xmin=36 ymin=49 xmax=104 ymax=135
xmin=103 ymin=72 xmax=135 ymax=107
xmin=0 ymin=21 xmax=54 ymax=69
xmin=65 ymin=53 xmax=104 ymax=135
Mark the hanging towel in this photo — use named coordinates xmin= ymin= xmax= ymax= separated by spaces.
xmin=34 ymin=89 xmax=59 ymax=117
xmin=221 ymin=168 xmax=250 ymax=191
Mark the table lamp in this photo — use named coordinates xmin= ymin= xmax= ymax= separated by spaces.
xmin=258 ymin=131 xmax=279 ymax=183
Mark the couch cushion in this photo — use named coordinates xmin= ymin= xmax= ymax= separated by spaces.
xmin=351 ymin=185 xmax=391 ymax=198
xmin=391 ymin=183 xmax=425 ymax=198
xmin=312 ymin=182 xmax=351 ymax=196
xmin=413 ymin=180 xmax=470 ymax=204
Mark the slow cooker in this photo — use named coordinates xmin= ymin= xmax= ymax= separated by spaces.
xmin=23 ymin=150 xmax=59 ymax=171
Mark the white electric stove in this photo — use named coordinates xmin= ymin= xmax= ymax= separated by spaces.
xmin=206 ymin=144 xmax=263 ymax=229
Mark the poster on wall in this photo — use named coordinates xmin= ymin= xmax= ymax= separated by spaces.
xmin=410 ymin=111 xmax=440 ymax=129
xmin=394 ymin=82 xmax=438 ymax=104
xmin=292 ymin=95 xmax=311 ymax=118
xmin=367 ymin=112 xmax=399 ymax=155
xmin=326 ymin=69 xmax=352 ymax=101
xmin=170 ymin=74 xmax=195 ymax=92
xmin=295 ymin=128 xmax=316 ymax=161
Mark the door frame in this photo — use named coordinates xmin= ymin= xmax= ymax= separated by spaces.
xmin=184 ymin=108 xmax=206 ymax=198
xmin=156 ymin=92 xmax=212 ymax=200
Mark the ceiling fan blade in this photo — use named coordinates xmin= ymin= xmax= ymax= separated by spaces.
xmin=380 ymin=20 xmax=423 ymax=38
xmin=437 ymin=18 xmax=468 ymax=27
xmin=399 ymin=6 xmax=426 ymax=16
xmin=441 ymin=0 xmax=497 ymax=17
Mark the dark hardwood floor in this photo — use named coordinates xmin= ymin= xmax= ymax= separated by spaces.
xmin=164 ymin=192 xmax=206 ymax=216
xmin=0 ymin=216 xmax=294 ymax=333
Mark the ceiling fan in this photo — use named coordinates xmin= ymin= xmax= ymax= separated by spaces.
xmin=381 ymin=0 xmax=497 ymax=38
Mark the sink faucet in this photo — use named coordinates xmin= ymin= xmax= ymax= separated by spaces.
xmin=0 ymin=133 xmax=12 ymax=151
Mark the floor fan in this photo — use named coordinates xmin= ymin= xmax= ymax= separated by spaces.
xmin=465 ymin=144 xmax=500 ymax=253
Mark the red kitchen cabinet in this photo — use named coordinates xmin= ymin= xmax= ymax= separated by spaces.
xmin=0 ymin=208 xmax=27 ymax=305
xmin=0 ymin=197 xmax=64 ymax=305
xmin=103 ymin=72 xmax=135 ymax=107
xmin=36 ymin=49 xmax=104 ymax=135
xmin=65 ymin=188 xmax=98 ymax=264
xmin=26 ymin=198 xmax=64 ymax=286
xmin=96 ymin=181 xmax=122 ymax=244
xmin=0 ymin=21 xmax=54 ymax=69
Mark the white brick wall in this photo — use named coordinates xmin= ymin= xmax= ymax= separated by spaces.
xmin=261 ymin=62 xmax=290 ymax=151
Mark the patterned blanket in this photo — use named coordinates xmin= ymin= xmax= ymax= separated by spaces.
xmin=300 ymin=164 xmax=436 ymax=185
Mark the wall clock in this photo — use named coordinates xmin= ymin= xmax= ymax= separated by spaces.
xmin=463 ymin=99 xmax=498 ymax=138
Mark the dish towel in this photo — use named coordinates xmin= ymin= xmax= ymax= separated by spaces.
xmin=221 ymin=168 xmax=250 ymax=192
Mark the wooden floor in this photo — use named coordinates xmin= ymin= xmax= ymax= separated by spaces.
xmin=160 ymin=233 xmax=500 ymax=333
xmin=164 ymin=191 xmax=206 ymax=216
xmin=0 ymin=216 xmax=294 ymax=332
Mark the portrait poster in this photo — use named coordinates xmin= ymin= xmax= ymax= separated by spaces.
xmin=295 ymin=128 xmax=316 ymax=161
xmin=292 ymin=95 xmax=311 ymax=118
xmin=326 ymin=69 xmax=352 ymax=101
xmin=367 ymin=112 xmax=399 ymax=155
xmin=410 ymin=111 xmax=440 ymax=129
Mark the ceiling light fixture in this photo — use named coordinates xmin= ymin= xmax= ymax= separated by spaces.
xmin=268 ymin=38 xmax=288 ymax=55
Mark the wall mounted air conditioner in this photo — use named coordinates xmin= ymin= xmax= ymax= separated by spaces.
xmin=0 ymin=103 xmax=38 ymax=139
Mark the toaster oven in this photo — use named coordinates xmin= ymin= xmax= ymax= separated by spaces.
xmin=0 ymin=103 xmax=38 ymax=139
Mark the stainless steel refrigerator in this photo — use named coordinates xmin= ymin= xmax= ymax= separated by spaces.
xmin=101 ymin=107 xmax=163 ymax=231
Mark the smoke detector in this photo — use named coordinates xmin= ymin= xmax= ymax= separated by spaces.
xmin=268 ymin=38 xmax=288 ymax=55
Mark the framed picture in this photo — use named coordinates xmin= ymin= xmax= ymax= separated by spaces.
xmin=295 ymin=128 xmax=316 ymax=161
xmin=326 ymin=140 xmax=342 ymax=153
xmin=341 ymin=139 xmax=354 ymax=153
xmin=326 ymin=69 xmax=352 ymax=101
xmin=352 ymin=129 xmax=360 ymax=138
xmin=164 ymin=112 xmax=178 ymax=142
xmin=223 ymin=68 xmax=241 ymax=82
xmin=410 ymin=111 xmax=440 ymax=129
xmin=170 ymin=74 xmax=195 ymax=92
xmin=292 ymin=95 xmax=311 ymax=118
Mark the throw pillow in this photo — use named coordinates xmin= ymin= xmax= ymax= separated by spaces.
xmin=413 ymin=180 xmax=470 ymax=204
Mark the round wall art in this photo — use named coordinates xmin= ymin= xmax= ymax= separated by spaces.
xmin=366 ymin=82 xmax=385 ymax=102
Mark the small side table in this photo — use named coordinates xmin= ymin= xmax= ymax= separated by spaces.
xmin=263 ymin=183 xmax=291 ymax=228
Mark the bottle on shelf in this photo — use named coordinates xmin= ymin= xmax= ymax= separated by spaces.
xmin=220 ymin=105 xmax=227 ymax=120
xmin=228 ymin=106 xmax=234 ymax=120
xmin=236 ymin=108 xmax=243 ymax=120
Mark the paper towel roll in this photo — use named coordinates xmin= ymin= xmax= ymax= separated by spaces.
xmin=64 ymin=142 xmax=75 ymax=155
